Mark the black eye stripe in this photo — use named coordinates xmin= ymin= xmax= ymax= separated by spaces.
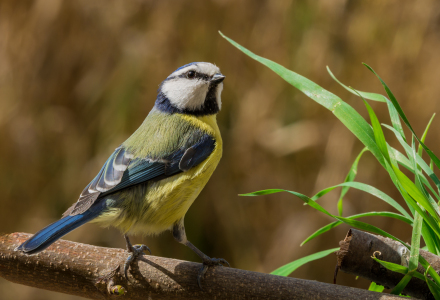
xmin=172 ymin=71 xmax=211 ymax=81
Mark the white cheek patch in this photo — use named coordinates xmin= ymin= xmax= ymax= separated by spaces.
xmin=162 ymin=78 xmax=209 ymax=111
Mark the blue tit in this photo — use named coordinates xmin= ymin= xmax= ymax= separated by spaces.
xmin=16 ymin=62 xmax=228 ymax=287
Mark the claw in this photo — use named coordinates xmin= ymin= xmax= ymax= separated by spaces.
xmin=197 ymin=257 xmax=230 ymax=290
xmin=123 ymin=244 xmax=151 ymax=281
xmin=139 ymin=244 xmax=152 ymax=255
xmin=218 ymin=258 xmax=230 ymax=267
xmin=197 ymin=264 xmax=209 ymax=290
xmin=123 ymin=254 xmax=134 ymax=281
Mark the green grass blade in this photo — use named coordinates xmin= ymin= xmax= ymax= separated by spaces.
xmin=419 ymin=113 xmax=435 ymax=157
xmin=241 ymin=189 xmax=334 ymax=218
xmin=243 ymin=188 xmax=408 ymax=244
xmin=391 ymin=147 xmax=440 ymax=202
xmin=391 ymin=274 xmax=413 ymax=295
xmin=420 ymin=256 xmax=440 ymax=283
xmin=409 ymin=212 xmax=422 ymax=272
xmin=364 ymin=63 xmax=440 ymax=171
xmin=335 ymin=216 xmax=407 ymax=244
xmin=385 ymin=158 xmax=440 ymax=238
xmin=399 ymin=187 xmax=440 ymax=238
xmin=392 ymin=166 xmax=440 ymax=222
xmin=301 ymin=211 xmax=412 ymax=246
xmin=312 ymin=182 xmax=410 ymax=219
xmin=419 ymin=256 xmax=440 ymax=295
xmin=382 ymin=157 xmax=415 ymax=215
xmin=360 ymin=95 xmax=390 ymax=163
xmin=219 ymin=32 xmax=386 ymax=168
xmin=386 ymin=99 xmax=406 ymax=141
xmin=327 ymin=67 xmax=386 ymax=103
xmin=385 ymin=124 xmax=440 ymax=208
xmin=386 ymin=125 xmax=440 ymax=201
xmin=409 ymin=140 xmax=427 ymax=293
xmin=425 ymin=276 xmax=440 ymax=300
xmin=371 ymin=256 xmax=425 ymax=281
xmin=337 ymin=147 xmax=368 ymax=216
xmin=271 ymin=247 xmax=339 ymax=276
xmin=241 ymin=189 xmax=286 ymax=196
xmin=422 ymin=221 xmax=440 ymax=255
xmin=327 ymin=66 xmax=405 ymax=139
xmin=423 ymin=262 xmax=440 ymax=300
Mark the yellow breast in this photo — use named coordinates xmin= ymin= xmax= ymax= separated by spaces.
xmin=93 ymin=114 xmax=222 ymax=236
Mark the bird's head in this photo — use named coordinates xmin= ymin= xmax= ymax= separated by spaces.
xmin=155 ymin=62 xmax=225 ymax=116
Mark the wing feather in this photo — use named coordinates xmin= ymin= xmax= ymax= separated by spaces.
xmin=65 ymin=133 xmax=216 ymax=216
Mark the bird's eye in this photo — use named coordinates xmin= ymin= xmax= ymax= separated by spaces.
xmin=187 ymin=71 xmax=196 ymax=79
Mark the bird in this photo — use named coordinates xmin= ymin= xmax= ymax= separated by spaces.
xmin=16 ymin=62 xmax=228 ymax=288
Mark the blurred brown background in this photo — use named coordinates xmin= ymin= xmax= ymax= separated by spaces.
xmin=1 ymin=0 xmax=440 ymax=299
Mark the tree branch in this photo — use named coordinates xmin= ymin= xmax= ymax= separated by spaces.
xmin=336 ymin=229 xmax=440 ymax=300
xmin=1 ymin=232 xmax=409 ymax=300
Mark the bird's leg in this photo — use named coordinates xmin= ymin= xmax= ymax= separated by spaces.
xmin=123 ymin=234 xmax=151 ymax=281
xmin=172 ymin=220 xmax=229 ymax=289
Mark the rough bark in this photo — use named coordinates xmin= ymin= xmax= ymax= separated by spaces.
xmin=0 ymin=232 xmax=409 ymax=300
xmin=336 ymin=229 xmax=440 ymax=300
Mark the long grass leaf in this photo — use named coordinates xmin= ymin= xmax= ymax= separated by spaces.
xmin=371 ymin=256 xmax=425 ymax=281
xmin=392 ymin=166 xmax=440 ymax=222
xmin=407 ymin=141 xmax=424 ymax=295
xmin=353 ymin=89 xmax=390 ymax=163
xmin=422 ymin=221 xmax=440 ymax=255
xmin=219 ymin=32 xmax=386 ymax=167
xmin=386 ymin=126 xmax=440 ymax=205
xmin=363 ymin=106 xmax=390 ymax=162
xmin=419 ymin=256 xmax=440 ymax=292
xmin=419 ymin=113 xmax=435 ymax=157
xmin=391 ymin=147 xmax=440 ymax=202
xmin=363 ymin=63 xmax=440 ymax=170
xmin=241 ymin=189 xmax=333 ymax=218
xmin=301 ymin=211 xmax=412 ymax=246
xmin=425 ymin=276 xmax=440 ymax=300
xmin=335 ymin=217 xmax=407 ymax=244
xmin=385 ymin=159 xmax=440 ymax=237
xmin=385 ymin=124 xmax=440 ymax=209
xmin=243 ymin=188 xmax=408 ymax=244
xmin=327 ymin=67 xmax=385 ymax=103
xmin=391 ymin=274 xmax=414 ymax=295
xmin=312 ymin=182 xmax=410 ymax=218
xmin=271 ymin=247 xmax=339 ymax=276
xmin=327 ymin=66 xmax=405 ymax=138
xmin=337 ymin=147 xmax=368 ymax=216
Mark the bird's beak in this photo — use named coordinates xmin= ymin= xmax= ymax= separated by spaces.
xmin=211 ymin=73 xmax=225 ymax=83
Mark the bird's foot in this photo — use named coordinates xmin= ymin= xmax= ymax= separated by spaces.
xmin=124 ymin=244 xmax=151 ymax=281
xmin=198 ymin=257 xmax=230 ymax=289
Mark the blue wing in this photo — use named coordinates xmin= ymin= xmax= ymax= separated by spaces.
xmin=65 ymin=133 xmax=216 ymax=216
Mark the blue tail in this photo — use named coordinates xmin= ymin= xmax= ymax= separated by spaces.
xmin=16 ymin=201 xmax=106 ymax=255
